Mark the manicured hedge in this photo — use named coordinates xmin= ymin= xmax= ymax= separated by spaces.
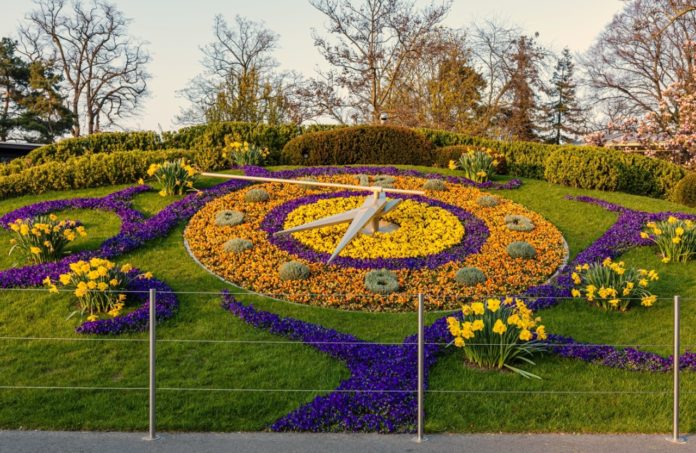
xmin=0 ymin=149 xmax=197 ymax=199
xmin=544 ymin=148 xmax=685 ymax=198
xmin=0 ymin=131 xmax=165 ymax=177
xmin=282 ymin=125 xmax=434 ymax=166
xmin=671 ymin=172 xmax=696 ymax=207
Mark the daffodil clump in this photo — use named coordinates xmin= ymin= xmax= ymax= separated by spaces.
xmin=284 ymin=197 xmax=465 ymax=259
xmin=449 ymin=149 xmax=498 ymax=183
xmin=570 ymin=258 xmax=659 ymax=311
xmin=43 ymin=258 xmax=153 ymax=321
xmin=8 ymin=215 xmax=86 ymax=264
xmin=446 ymin=298 xmax=547 ymax=379
xmin=641 ymin=217 xmax=696 ymax=263
xmin=222 ymin=139 xmax=270 ymax=166
xmin=146 ymin=159 xmax=197 ymax=196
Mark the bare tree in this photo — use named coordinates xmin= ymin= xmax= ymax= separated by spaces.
xmin=309 ymin=0 xmax=451 ymax=124
xmin=19 ymin=0 xmax=150 ymax=136
xmin=178 ymin=14 xmax=303 ymax=125
xmin=581 ymin=0 xmax=696 ymax=128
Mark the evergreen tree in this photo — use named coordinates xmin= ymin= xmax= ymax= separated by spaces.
xmin=541 ymin=48 xmax=585 ymax=144
xmin=503 ymin=34 xmax=546 ymax=141
xmin=0 ymin=37 xmax=72 ymax=143
xmin=0 ymin=37 xmax=29 ymax=141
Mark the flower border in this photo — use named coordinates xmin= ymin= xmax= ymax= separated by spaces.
xmin=261 ymin=190 xmax=489 ymax=270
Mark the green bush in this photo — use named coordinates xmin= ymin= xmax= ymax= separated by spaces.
xmin=364 ymin=269 xmax=400 ymax=295
xmin=507 ymin=241 xmax=537 ymax=259
xmin=421 ymin=128 xmax=551 ymax=178
xmin=215 ymin=210 xmax=245 ymax=226
xmin=504 ymin=215 xmax=535 ymax=232
xmin=223 ymin=238 xmax=253 ymax=253
xmin=476 ymin=195 xmax=499 ymax=207
xmin=423 ymin=179 xmax=447 ymax=191
xmin=0 ymin=131 xmax=165 ymax=177
xmin=244 ymin=188 xmax=270 ymax=203
xmin=0 ymin=149 xmax=196 ymax=199
xmin=544 ymin=148 xmax=685 ymax=198
xmin=671 ymin=172 xmax=696 ymax=207
xmin=454 ymin=267 xmax=487 ymax=286
xmin=279 ymin=261 xmax=310 ymax=281
xmin=282 ymin=125 xmax=434 ymax=166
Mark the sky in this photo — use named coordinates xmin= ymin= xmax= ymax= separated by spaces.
xmin=0 ymin=0 xmax=626 ymax=132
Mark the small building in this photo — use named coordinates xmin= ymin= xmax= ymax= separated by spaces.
xmin=0 ymin=142 xmax=42 ymax=162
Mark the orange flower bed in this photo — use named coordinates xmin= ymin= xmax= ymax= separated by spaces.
xmin=184 ymin=175 xmax=566 ymax=311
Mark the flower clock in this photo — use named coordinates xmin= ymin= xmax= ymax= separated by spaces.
xmin=185 ymin=169 xmax=567 ymax=311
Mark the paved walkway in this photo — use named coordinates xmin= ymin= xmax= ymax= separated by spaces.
xmin=0 ymin=431 xmax=694 ymax=453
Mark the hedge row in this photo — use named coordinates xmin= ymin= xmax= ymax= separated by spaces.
xmin=0 ymin=149 xmax=198 ymax=199
xmin=0 ymin=121 xmax=690 ymax=202
xmin=281 ymin=125 xmax=434 ymax=166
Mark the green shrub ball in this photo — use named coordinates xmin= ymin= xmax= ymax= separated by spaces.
xmin=476 ymin=195 xmax=499 ymax=207
xmin=507 ymin=241 xmax=537 ymax=259
xmin=454 ymin=267 xmax=487 ymax=286
xmin=504 ymin=214 xmax=535 ymax=232
xmin=244 ymin=188 xmax=270 ymax=203
xmin=223 ymin=238 xmax=253 ymax=253
xmin=364 ymin=269 xmax=400 ymax=295
xmin=423 ymin=179 xmax=447 ymax=191
xmin=298 ymin=176 xmax=320 ymax=191
xmin=279 ymin=261 xmax=311 ymax=281
xmin=672 ymin=172 xmax=696 ymax=207
xmin=214 ymin=210 xmax=244 ymax=226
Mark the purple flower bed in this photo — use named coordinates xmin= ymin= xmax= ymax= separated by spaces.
xmin=521 ymin=196 xmax=696 ymax=312
xmin=242 ymin=165 xmax=523 ymax=190
xmin=261 ymin=190 xmax=489 ymax=270
xmin=223 ymin=291 xmax=696 ymax=433
xmin=222 ymin=291 xmax=445 ymax=433
xmin=76 ymin=269 xmax=179 ymax=335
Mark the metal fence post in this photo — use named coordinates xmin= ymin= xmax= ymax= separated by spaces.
xmin=144 ymin=288 xmax=158 ymax=441
xmin=415 ymin=293 xmax=425 ymax=443
xmin=670 ymin=295 xmax=685 ymax=444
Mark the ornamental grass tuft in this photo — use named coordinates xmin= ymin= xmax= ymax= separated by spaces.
xmin=447 ymin=297 xmax=547 ymax=379
xmin=507 ymin=241 xmax=536 ymax=259
xmin=476 ymin=195 xmax=499 ymax=207
xmin=364 ymin=269 xmax=400 ymax=294
xmin=245 ymin=188 xmax=270 ymax=203
xmin=641 ymin=216 xmax=696 ymax=263
xmin=279 ymin=261 xmax=310 ymax=281
xmin=7 ymin=215 xmax=86 ymax=264
xmin=504 ymin=214 xmax=535 ymax=232
xmin=223 ymin=238 xmax=253 ymax=253
xmin=570 ymin=258 xmax=659 ymax=311
xmin=214 ymin=210 xmax=245 ymax=226
xmin=454 ymin=267 xmax=487 ymax=286
xmin=423 ymin=179 xmax=447 ymax=191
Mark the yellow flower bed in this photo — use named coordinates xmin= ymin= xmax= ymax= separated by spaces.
xmin=284 ymin=197 xmax=464 ymax=259
xmin=184 ymin=175 xmax=566 ymax=311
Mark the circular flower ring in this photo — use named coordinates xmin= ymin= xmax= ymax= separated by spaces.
xmin=262 ymin=191 xmax=488 ymax=270
xmin=185 ymin=173 xmax=566 ymax=311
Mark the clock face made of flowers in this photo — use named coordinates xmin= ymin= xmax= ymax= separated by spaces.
xmin=186 ymin=171 xmax=567 ymax=311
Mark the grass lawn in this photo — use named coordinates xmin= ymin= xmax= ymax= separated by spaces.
xmin=0 ymin=167 xmax=695 ymax=433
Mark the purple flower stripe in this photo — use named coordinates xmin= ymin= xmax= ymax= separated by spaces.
xmin=76 ymin=270 xmax=178 ymax=335
xmin=521 ymin=196 xmax=696 ymax=311
xmin=261 ymin=190 xmax=489 ymax=270
xmin=0 ymin=179 xmax=251 ymax=289
xmin=242 ymin=165 xmax=522 ymax=190
xmin=222 ymin=291 xmax=446 ymax=433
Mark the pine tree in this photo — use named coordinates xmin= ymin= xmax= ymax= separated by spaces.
xmin=504 ymin=34 xmax=545 ymax=141
xmin=0 ymin=37 xmax=72 ymax=143
xmin=541 ymin=48 xmax=585 ymax=144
